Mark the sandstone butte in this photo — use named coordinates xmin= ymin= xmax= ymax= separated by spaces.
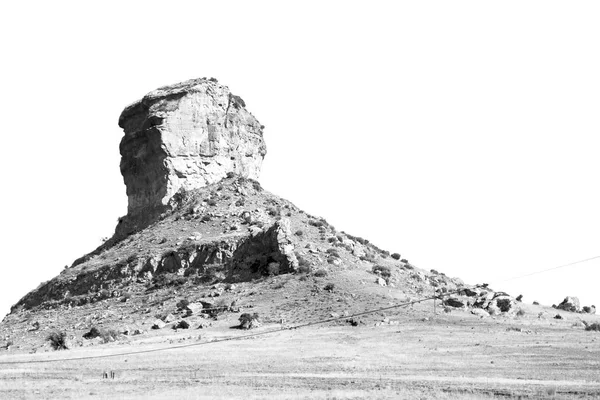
xmin=116 ymin=77 xmax=267 ymax=238
xmin=4 ymin=77 xmax=525 ymax=348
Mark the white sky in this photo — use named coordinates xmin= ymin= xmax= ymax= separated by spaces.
xmin=1 ymin=1 xmax=598 ymax=319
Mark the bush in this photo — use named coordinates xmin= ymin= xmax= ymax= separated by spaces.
xmin=372 ymin=265 xmax=391 ymax=278
xmin=585 ymin=323 xmax=600 ymax=331
xmin=267 ymin=263 xmax=280 ymax=276
xmin=400 ymin=259 xmax=408 ymax=263
xmin=207 ymin=199 xmax=217 ymax=206
xmin=516 ymin=308 xmax=526 ymax=317
xmin=324 ymin=283 xmax=335 ymax=292
xmin=391 ymin=253 xmax=401 ymax=260
xmin=533 ymin=301 xmax=540 ymax=305
xmin=176 ymin=299 xmax=190 ymax=310
xmin=226 ymin=172 xmax=236 ymax=178
xmin=326 ymin=248 xmax=340 ymax=258
xmin=295 ymin=230 xmax=303 ymax=237
xmin=235 ymin=198 xmax=245 ymax=207
xmin=100 ymin=329 xmax=119 ymax=343
xmin=314 ymin=269 xmax=327 ymax=277
xmin=47 ymin=331 xmax=68 ymax=350
xmin=239 ymin=313 xmax=260 ymax=329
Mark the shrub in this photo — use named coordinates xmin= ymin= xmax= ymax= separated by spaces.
xmin=326 ymin=248 xmax=340 ymax=258
xmin=516 ymin=308 xmax=526 ymax=317
xmin=400 ymin=259 xmax=408 ymax=263
xmin=585 ymin=323 xmax=600 ymax=331
xmin=313 ymin=269 xmax=327 ymax=277
xmin=324 ymin=283 xmax=335 ymax=292
xmin=391 ymin=253 xmax=401 ymax=260
xmin=83 ymin=327 xmax=101 ymax=340
xmin=267 ymin=263 xmax=280 ymax=276
xmin=120 ymin=292 xmax=132 ymax=302
xmin=239 ymin=313 xmax=260 ymax=329
xmin=201 ymin=214 xmax=212 ymax=222
xmin=295 ymin=230 xmax=304 ymax=237
xmin=47 ymin=331 xmax=68 ymax=350
xmin=226 ymin=172 xmax=236 ymax=178
xmin=176 ymin=299 xmax=190 ymax=310
xmin=235 ymin=198 xmax=245 ymax=207
xmin=309 ymin=220 xmax=324 ymax=228
xmin=360 ymin=253 xmax=376 ymax=262
xmin=372 ymin=265 xmax=391 ymax=278
xmin=100 ymin=330 xmax=119 ymax=343
xmin=533 ymin=301 xmax=540 ymax=305
xmin=207 ymin=199 xmax=217 ymax=206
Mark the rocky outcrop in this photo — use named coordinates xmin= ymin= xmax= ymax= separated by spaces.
xmin=13 ymin=219 xmax=297 ymax=311
xmin=556 ymin=296 xmax=580 ymax=312
xmin=116 ymin=78 xmax=267 ymax=237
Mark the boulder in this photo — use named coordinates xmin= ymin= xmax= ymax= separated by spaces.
xmin=172 ymin=320 xmax=190 ymax=330
xmin=185 ymin=302 xmax=204 ymax=316
xmin=471 ymin=308 xmax=490 ymax=318
xmin=557 ymin=296 xmax=581 ymax=312
xmin=116 ymin=78 xmax=267 ymax=237
xmin=376 ymin=277 xmax=387 ymax=287
xmin=582 ymin=305 xmax=596 ymax=314
xmin=163 ymin=313 xmax=177 ymax=323
xmin=151 ymin=319 xmax=166 ymax=329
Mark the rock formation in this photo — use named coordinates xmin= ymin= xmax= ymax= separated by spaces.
xmin=117 ymin=77 xmax=266 ymax=236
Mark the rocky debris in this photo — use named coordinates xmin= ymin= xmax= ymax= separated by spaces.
xmin=117 ymin=78 xmax=267 ymax=237
xmin=82 ymin=327 xmax=102 ymax=340
xmin=376 ymin=277 xmax=387 ymax=287
xmin=582 ymin=306 xmax=596 ymax=314
xmin=164 ymin=313 xmax=176 ymax=323
xmin=438 ymin=287 xmax=517 ymax=316
xmin=172 ymin=320 xmax=190 ymax=330
xmin=185 ymin=302 xmax=204 ymax=316
xmin=556 ymin=296 xmax=580 ymax=312
xmin=14 ymin=216 xmax=299 ymax=311
xmin=151 ymin=319 xmax=166 ymax=329
xmin=471 ymin=308 xmax=490 ymax=318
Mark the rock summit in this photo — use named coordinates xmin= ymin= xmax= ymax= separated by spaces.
xmin=117 ymin=78 xmax=267 ymax=236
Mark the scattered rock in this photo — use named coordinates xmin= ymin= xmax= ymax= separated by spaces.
xmin=185 ymin=303 xmax=204 ymax=316
xmin=556 ymin=296 xmax=580 ymax=312
xmin=582 ymin=305 xmax=596 ymax=314
xmin=152 ymin=320 xmax=166 ymax=329
xmin=376 ymin=277 xmax=387 ymax=287
xmin=164 ymin=314 xmax=177 ymax=323
xmin=471 ymin=308 xmax=490 ymax=318
xmin=173 ymin=320 xmax=190 ymax=330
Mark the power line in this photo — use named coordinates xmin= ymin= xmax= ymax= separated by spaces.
xmin=0 ymin=286 xmax=474 ymax=365
xmin=491 ymin=255 xmax=600 ymax=285
xmin=3 ymin=254 xmax=597 ymax=366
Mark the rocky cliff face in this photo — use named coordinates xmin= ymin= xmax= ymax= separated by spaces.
xmin=117 ymin=78 xmax=266 ymax=236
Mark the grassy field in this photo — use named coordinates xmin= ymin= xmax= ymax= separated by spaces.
xmin=1 ymin=307 xmax=600 ymax=399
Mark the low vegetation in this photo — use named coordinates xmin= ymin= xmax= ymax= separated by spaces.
xmin=46 ymin=331 xmax=68 ymax=350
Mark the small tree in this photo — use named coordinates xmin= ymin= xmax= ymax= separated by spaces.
xmin=47 ymin=331 xmax=68 ymax=350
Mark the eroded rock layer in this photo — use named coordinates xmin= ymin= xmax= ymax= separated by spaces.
xmin=117 ymin=78 xmax=266 ymax=235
